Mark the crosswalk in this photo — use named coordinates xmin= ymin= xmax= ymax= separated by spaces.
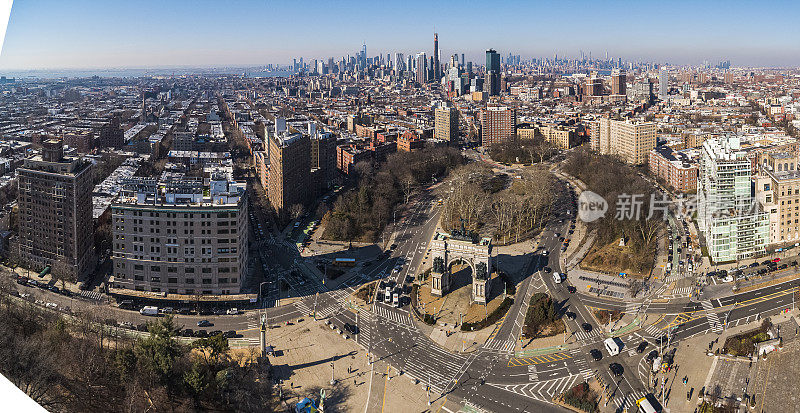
xmin=573 ymin=355 xmax=593 ymax=381
xmin=643 ymin=324 xmax=664 ymax=338
xmin=483 ymin=338 xmax=515 ymax=352
xmin=295 ymin=300 xmax=312 ymax=316
xmin=487 ymin=374 xmax=581 ymax=403
xmin=573 ymin=328 xmax=603 ymax=342
xmin=658 ymin=286 xmax=692 ymax=299
xmin=623 ymin=299 xmax=652 ymax=315
xmin=373 ymin=304 xmax=415 ymax=327
xmin=79 ymin=290 xmax=103 ymax=300
xmin=613 ymin=390 xmax=647 ymax=410
xmin=702 ymin=299 xmax=723 ymax=333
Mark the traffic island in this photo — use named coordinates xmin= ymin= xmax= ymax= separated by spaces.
xmin=552 ymin=380 xmax=602 ymax=413
xmin=415 ymin=263 xmax=508 ymax=331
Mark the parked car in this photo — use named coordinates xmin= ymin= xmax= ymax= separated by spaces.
xmin=209 ymin=330 xmax=223 ymax=337
xmin=223 ymin=330 xmax=238 ymax=338
xmin=139 ymin=306 xmax=159 ymax=316
xmin=181 ymin=329 xmax=194 ymax=337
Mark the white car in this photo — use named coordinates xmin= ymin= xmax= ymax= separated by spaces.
xmin=227 ymin=308 xmax=239 ymax=315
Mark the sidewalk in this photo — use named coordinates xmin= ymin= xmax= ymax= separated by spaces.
xmin=413 ymin=315 xmax=493 ymax=354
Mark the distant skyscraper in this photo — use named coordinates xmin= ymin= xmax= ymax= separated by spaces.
xmin=611 ymin=70 xmax=626 ymax=96
xmin=461 ymin=54 xmax=465 ymax=68
xmin=485 ymin=49 xmax=501 ymax=96
xmin=433 ymin=33 xmax=440 ymax=82
xmin=416 ymin=52 xmax=427 ymax=85
xmin=361 ymin=44 xmax=367 ymax=68
xmin=659 ymin=66 xmax=668 ymax=99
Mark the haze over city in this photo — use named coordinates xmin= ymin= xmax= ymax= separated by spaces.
xmin=1 ymin=0 xmax=800 ymax=70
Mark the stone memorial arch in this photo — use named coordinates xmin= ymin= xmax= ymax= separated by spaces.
xmin=429 ymin=226 xmax=492 ymax=304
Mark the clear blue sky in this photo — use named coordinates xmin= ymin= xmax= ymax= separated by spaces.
xmin=1 ymin=0 xmax=798 ymax=70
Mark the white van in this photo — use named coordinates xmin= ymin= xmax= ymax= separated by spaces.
xmin=384 ymin=287 xmax=392 ymax=303
xmin=139 ymin=306 xmax=159 ymax=316
xmin=553 ymin=272 xmax=563 ymax=283
xmin=393 ymin=293 xmax=400 ymax=308
xmin=604 ymin=337 xmax=620 ymax=356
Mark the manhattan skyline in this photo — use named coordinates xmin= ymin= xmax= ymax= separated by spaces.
xmin=1 ymin=0 xmax=800 ymax=70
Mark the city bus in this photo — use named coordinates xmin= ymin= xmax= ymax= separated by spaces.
xmin=635 ymin=394 xmax=661 ymax=413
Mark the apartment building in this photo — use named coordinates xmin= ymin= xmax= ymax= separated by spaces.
xmin=398 ymin=130 xmax=424 ymax=152
xmin=110 ymin=171 xmax=248 ymax=295
xmin=434 ymin=106 xmax=459 ymax=142
xmin=480 ymin=106 xmax=515 ymax=148
xmin=517 ymin=123 xmax=577 ymax=149
xmin=756 ymin=152 xmax=800 ymax=245
xmin=17 ymin=139 xmax=95 ymax=281
xmin=648 ymin=146 xmax=698 ymax=193
xmin=697 ymin=136 xmax=769 ymax=263
xmin=590 ymin=118 xmax=656 ymax=165
xmin=268 ymin=130 xmax=310 ymax=214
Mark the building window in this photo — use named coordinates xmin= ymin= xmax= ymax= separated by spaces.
xmin=202 ymin=278 xmax=212 ymax=284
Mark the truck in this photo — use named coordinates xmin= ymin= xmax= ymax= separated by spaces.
xmin=139 ymin=306 xmax=159 ymax=316
xmin=604 ymin=337 xmax=620 ymax=356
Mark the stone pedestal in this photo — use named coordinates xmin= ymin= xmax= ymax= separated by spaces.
xmin=431 ymin=271 xmax=445 ymax=296
xmin=472 ymin=278 xmax=488 ymax=304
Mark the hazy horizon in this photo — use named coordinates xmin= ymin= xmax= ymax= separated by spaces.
xmin=1 ymin=0 xmax=800 ymax=70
